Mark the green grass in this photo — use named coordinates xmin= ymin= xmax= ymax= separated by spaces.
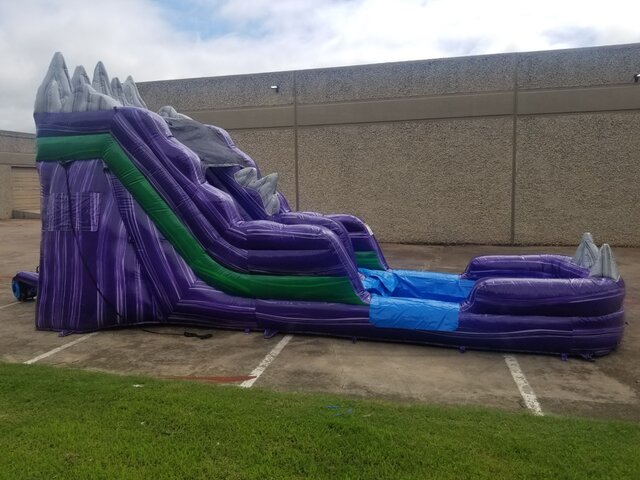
xmin=1 ymin=362 xmax=638 ymax=479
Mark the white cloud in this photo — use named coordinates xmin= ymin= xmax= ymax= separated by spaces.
xmin=1 ymin=0 xmax=640 ymax=132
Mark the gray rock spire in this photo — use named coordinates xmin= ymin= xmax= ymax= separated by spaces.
xmin=122 ymin=75 xmax=147 ymax=108
xmin=589 ymin=244 xmax=620 ymax=281
xmin=572 ymin=232 xmax=599 ymax=268
xmin=34 ymin=52 xmax=73 ymax=113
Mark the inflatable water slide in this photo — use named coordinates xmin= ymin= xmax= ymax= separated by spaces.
xmin=13 ymin=53 xmax=626 ymax=357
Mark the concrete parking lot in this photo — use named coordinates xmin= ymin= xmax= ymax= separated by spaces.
xmin=1 ymin=219 xmax=638 ymax=420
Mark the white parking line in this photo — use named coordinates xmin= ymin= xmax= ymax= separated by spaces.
xmin=504 ymin=354 xmax=544 ymax=416
xmin=240 ymin=334 xmax=292 ymax=388
xmin=0 ymin=301 xmax=20 ymax=310
xmin=23 ymin=332 xmax=99 ymax=365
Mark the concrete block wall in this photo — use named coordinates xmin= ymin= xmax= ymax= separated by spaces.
xmin=0 ymin=130 xmax=36 ymax=219
xmin=138 ymin=43 xmax=640 ymax=246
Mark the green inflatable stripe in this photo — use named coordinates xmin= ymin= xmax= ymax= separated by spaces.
xmin=355 ymin=251 xmax=385 ymax=270
xmin=37 ymin=134 xmax=366 ymax=305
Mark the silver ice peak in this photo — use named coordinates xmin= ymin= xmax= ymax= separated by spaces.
xmin=234 ymin=167 xmax=280 ymax=215
xmin=34 ymin=52 xmax=149 ymax=113
xmin=572 ymin=232 xmax=599 ymax=268
xmin=158 ymin=105 xmax=193 ymax=120
xmin=589 ymin=244 xmax=620 ymax=281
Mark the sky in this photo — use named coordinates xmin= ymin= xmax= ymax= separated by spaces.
xmin=1 ymin=0 xmax=640 ymax=132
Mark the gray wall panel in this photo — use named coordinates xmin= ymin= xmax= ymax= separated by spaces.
xmin=139 ymin=71 xmax=294 ymax=112
xmin=517 ymin=43 xmax=640 ymax=89
xmin=295 ymin=54 xmax=516 ymax=104
xmin=0 ymin=131 xmax=36 ymax=219
xmin=0 ymin=165 xmax=11 ymax=219
xmin=515 ymin=112 xmax=640 ymax=245
xmin=185 ymin=106 xmax=294 ymax=129
xmin=518 ymin=85 xmax=640 ymax=115
xmin=297 ymin=92 xmax=512 ymax=125
xmin=298 ymin=118 xmax=513 ymax=244
xmin=0 ymin=131 xmax=35 ymax=157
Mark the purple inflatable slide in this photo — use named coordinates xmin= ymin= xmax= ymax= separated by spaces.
xmin=12 ymin=53 xmax=625 ymax=358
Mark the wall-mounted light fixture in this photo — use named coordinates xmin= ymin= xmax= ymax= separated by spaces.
xmin=270 ymin=85 xmax=279 ymax=93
